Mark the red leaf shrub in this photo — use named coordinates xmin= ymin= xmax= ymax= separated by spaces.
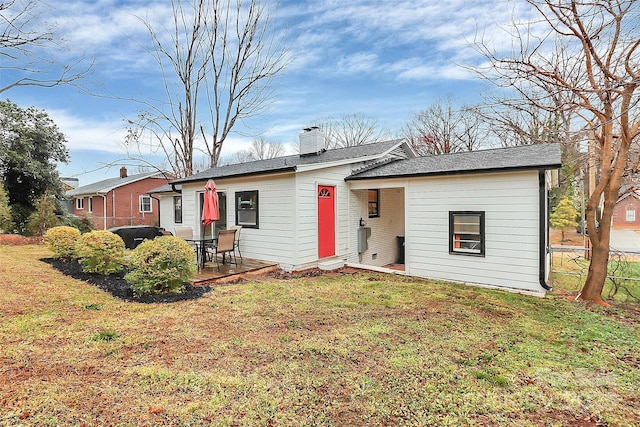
xmin=0 ymin=234 xmax=42 ymax=245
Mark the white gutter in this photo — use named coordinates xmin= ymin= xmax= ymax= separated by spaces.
xmin=100 ymin=194 xmax=107 ymax=230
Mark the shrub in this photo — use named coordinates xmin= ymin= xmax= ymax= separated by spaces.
xmin=25 ymin=195 xmax=60 ymax=237
xmin=60 ymin=213 xmax=94 ymax=233
xmin=44 ymin=226 xmax=81 ymax=259
xmin=76 ymin=230 xmax=126 ymax=275
xmin=125 ymin=236 xmax=197 ymax=296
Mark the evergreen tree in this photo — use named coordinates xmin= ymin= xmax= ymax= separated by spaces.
xmin=26 ymin=195 xmax=60 ymax=237
xmin=550 ymin=196 xmax=579 ymax=242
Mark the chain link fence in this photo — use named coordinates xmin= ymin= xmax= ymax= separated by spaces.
xmin=551 ymin=246 xmax=640 ymax=301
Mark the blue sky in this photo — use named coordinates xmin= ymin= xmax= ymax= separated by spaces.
xmin=7 ymin=0 xmax=532 ymax=185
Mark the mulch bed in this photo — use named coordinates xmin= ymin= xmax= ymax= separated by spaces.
xmin=41 ymin=258 xmax=211 ymax=304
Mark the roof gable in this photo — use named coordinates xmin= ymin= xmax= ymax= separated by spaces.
xmin=346 ymin=143 xmax=562 ymax=181
xmin=66 ymin=171 xmax=167 ymax=196
xmin=617 ymin=185 xmax=640 ymax=203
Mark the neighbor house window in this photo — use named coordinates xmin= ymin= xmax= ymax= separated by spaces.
xmin=174 ymin=196 xmax=182 ymax=223
xmin=87 ymin=196 xmax=93 ymax=213
xmin=368 ymin=189 xmax=379 ymax=218
xmin=139 ymin=195 xmax=152 ymax=213
xmin=449 ymin=211 xmax=485 ymax=256
xmin=627 ymin=208 xmax=636 ymax=222
xmin=236 ymin=190 xmax=258 ymax=228
xmin=76 ymin=198 xmax=84 ymax=210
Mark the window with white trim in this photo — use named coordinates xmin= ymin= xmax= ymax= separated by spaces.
xmin=87 ymin=196 xmax=93 ymax=213
xmin=139 ymin=195 xmax=152 ymax=213
xmin=627 ymin=208 xmax=636 ymax=222
xmin=449 ymin=211 xmax=485 ymax=256
xmin=76 ymin=198 xmax=84 ymax=210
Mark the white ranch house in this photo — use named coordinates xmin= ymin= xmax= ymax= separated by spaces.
xmin=152 ymin=128 xmax=561 ymax=296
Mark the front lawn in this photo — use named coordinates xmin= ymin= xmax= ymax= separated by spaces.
xmin=1 ymin=245 xmax=639 ymax=426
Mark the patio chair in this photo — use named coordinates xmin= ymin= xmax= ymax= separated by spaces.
xmin=230 ymin=225 xmax=243 ymax=263
xmin=174 ymin=226 xmax=193 ymax=240
xmin=208 ymin=229 xmax=238 ymax=269
xmin=174 ymin=226 xmax=199 ymax=263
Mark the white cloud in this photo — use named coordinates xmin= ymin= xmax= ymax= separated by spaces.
xmin=280 ymin=0 xmax=539 ymax=82
xmin=336 ymin=53 xmax=379 ymax=74
xmin=47 ymin=108 xmax=128 ymax=153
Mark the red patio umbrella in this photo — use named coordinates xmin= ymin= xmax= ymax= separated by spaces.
xmin=202 ymin=179 xmax=220 ymax=236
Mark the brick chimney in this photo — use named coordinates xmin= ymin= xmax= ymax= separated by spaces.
xmin=120 ymin=166 xmax=128 ymax=178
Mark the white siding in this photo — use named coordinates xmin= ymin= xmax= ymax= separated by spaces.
xmin=174 ymin=165 xmax=357 ymax=271
xmin=405 ymin=171 xmax=543 ymax=293
xmin=168 ymin=161 xmax=548 ymax=295
xmin=179 ymin=174 xmax=298 ymax=268
xmin=157 ymin=193 xmax=179 ymax=233
xmin=180 ymin=183 xmax=201 ymax=236
xmin=295 ymin=165 xmax=352 ymax=267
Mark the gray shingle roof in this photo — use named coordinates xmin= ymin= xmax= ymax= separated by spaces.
xmin=346 ymin=143 xmax=562 ymax=181
xmin=618 ymin=184 xmax=640 ymax=202
xmin=148 ymin=183 xmax=180 ymax=194
xmin=66 ymin=171 xmax=166 ymax=196
xmin=172 ymin=139 xmax=409 ymax=184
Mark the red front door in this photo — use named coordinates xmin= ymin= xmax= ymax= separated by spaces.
xmin=318 ymin=185 xmax=335 ymax=258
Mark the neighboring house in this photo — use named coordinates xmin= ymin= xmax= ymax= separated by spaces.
xmin=158 ymin=127 xmax=561 ymax=296
xmin=612 ymin=186 xmax=640 ymax=229
xmin=66 ymin=167 xmax=171 ymax=230
xmin=60 ymin=177 xmax=79 ymax=214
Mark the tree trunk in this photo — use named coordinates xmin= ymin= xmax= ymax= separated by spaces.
xmin=580 ymin=241 xmax=609 ymax=306
xmin=578 ymin=142 xmax=626 ymax=307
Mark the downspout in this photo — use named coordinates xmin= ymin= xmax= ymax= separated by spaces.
xmin=539 ymin=169 xmax=553 ymax=291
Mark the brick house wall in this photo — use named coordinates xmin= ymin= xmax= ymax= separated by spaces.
xmin=612 ymin=193 xmax=640 ymax=229
xmin=72 ymin=177 xmax=169 ymax=230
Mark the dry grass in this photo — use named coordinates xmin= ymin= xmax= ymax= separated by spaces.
xmin=1 ymin=244 xmax=639 ymax=426
xmin=550 ymin=228 xmax=586 ymax=246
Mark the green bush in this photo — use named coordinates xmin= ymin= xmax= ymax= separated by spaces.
xmin=44 ymin=226 xmax=81 ymax=259
xmin=76 ymin=230 xmax=126 ymax=275
xmin=125 ymin=236 xmax=197 ymax=296
xmin=26 ymin=195 xmax=60 ymax=237
xmin=60 ymin=213 xmax=94 ymax=233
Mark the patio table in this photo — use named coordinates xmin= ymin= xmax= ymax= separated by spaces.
xmin=184 ymin=236 xmax=216 ymax=269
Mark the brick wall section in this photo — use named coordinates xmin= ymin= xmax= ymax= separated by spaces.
xmin=72 ymin=177 xmax=169 ymax=229
xmin=613 ymin=194 xmax=640 ymax=229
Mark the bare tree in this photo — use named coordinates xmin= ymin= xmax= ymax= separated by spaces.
xmin=404 ymin=97 xmax=487 ymax=155
xmin=0 ymin=0 xmax=89 ymax=93
xmin=232 ymin=137 xmax=285 ymax=163
xmin=480 ymin=91 xmax=586 ymax=201
xmin=127 ymin=0 xmax=287 ymax=177
xmin=311 ymin=113 xmax=387 ymax=149
xmin=475 ymin=0 xmax=640 ymax=305
xmin=479 ymin=90 xmax=579 ymax=148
